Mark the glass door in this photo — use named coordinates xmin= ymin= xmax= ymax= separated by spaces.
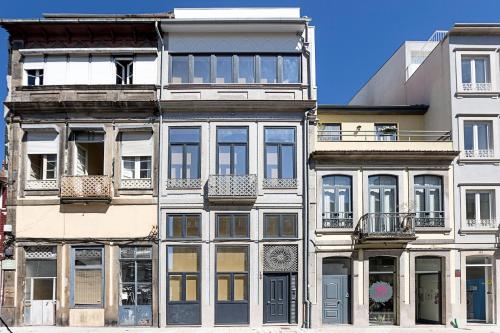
xmin=369 ymin=256 xmax=397 ymax=325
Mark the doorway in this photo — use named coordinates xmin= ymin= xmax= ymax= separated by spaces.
xmin=322 ymin=257 xmax=350 ymax=324
xmin=466 ymin=256 xmax=494 ymax=323
xmin=415 ymin=257 xmax=442 ymax=324
xmin=369 ymin=256 xmax=397 ymax=325
xmin=263 ymin=274 xmax=289 ymax=323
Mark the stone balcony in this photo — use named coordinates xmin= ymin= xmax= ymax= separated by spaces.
xmin=60 ymin=175 xmax=112 ymax=203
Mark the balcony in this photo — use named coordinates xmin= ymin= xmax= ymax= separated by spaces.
xmin=207 ymin=175 xmax=257 ymax=203
xmin=414 ymin=211 xmax=445 ymax=228
xmin=461 ymin=82 xmax=493 ymax=93
xmin=463 ymin=218 xmax=498 ymax=231
xmin=60 ymin=176 xmax=112 ymax=203
xmin=25 ymin=179 xmax=58 ymax=191
xmin=463 ymin=149 xmax=495 ymax=159
xmin=357 ymin=212 xmax=416 ymax=243
xmin=322 ymin=212 xmax=353 ymax=229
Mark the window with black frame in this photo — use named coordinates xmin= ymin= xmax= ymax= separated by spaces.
xmin=166 ymin=214 xmax=201 ymax=239
xmin=166 ymin=246 xmax=201 ymax=325
xmin=264 ymin=127 xmax=296 ymax=188
xmin=414 ymin=175 xmax=444 ymax=227
xmin=322 ymin=175 xmax=353 ymax=229
xmin=263 ymin=214 xmax=298 ymax=238
xmin=215 ymin=246 xmax=249 ymax=324
xmin=217 ymin=127 xmax=248 ymax=175
xmin=168 ymin=128 xmax=201 ymax=186
xmin=216 ymin=214 xmax=249 ymax=239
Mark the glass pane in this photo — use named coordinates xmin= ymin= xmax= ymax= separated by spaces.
xmin=476 ymin=123 xmax=491 ymax=150
xmin=217 ymin=275 xmax=230 ymax=301
xmin=466 ymin=192 xmax=476 ymax=220
xmin=217 ymin=128 xmax=248 ymax=143
xmin=461 ymin=58 xmax=472 ymax=83
xmin=216 ymin=56 xmax=233 ymax=83
xmin=137 ymin=284 xmax=152 ymax=305
xmin=338 ymin=188 xmax=351 ymax=213
xmin=234 ymin=275 xmax=248 ymax=301
xmin=233 ymin=145 xmax=247 ymax=175
xmin=75 ymin=249 xmax=102 ymax=267
xmin=415 ymin=188 xmax=425 ymax=213
xmin=265 ymin=128 xmax=295 ymax=143
xmin=186 ymin=215 xmax=200 ymax=238
xmin=185 ymin=145 xmax=200 ymax=179
xmin=464 ymin=123 xmax=474 ymax=150
xmin=139 ymin=157 xmax=151 ymax=179
xmin=28 ymin=155 xmax=42 ymax=180
xmin=46 ymin=154 xmax=57 ymax=179
xmin=74 ymin=269 xmax=102 ymax=305
xmin=217 ymin=215 xmax=231 ymax=238
xmin=466 ymin=256 xmax=492 ymax=266
xmin=26 ymin=260 xmax=56 ymax=278
xmin=323 ymin=258 xmax=350 ymax=275
xmin=281 ymin=215 xmax=297 ymax=237
xmin=137 ymin=261 xmax=152 ymax=283
xmin=120 ymin=284 xmax=135 ymax=305
xmin=264 ymin=215 xmax=280 ymax=238
xmin=474 ymin=58 xmax=490 ymax=83
xmin=416 ymin=257 xmax=441 ymax=272
xmin=369 ymin=188 xmax=381 ymax=213
xmin=186 ymin=275 xmax=198 ymax=301
xmin=170 ymin=146 xmax=183 ymax=179
xmin=120 ymin=261 xmax=135 ymax=283
xmin=167 ymin=215 xmax=183 ymax=238
xmin=32 ymin=279 xmax=54 ymax=300
xmin=135 ymin=247 xmax=152 ymax=259
xmin=260 ymin=56 xmax=277 ymax=83
xmin=169 ymin=275 xmax=182 ymax=301
xmin=120 ymin=247 xmax=135 ymax=259
xmin=479 ymin=193 xmax=491 ymax=219
xmin=167 ymin=247 xmax=199 ymax=272
xmin=323 ymin=188 xmax=335 ymax=213
xmin=217 ymin=247 xmax=247 ymax=272
xmin=122 ymin=157 xmax=135 ymax=179
xmin=218 ymin=145 xmax=231 ymax=175
xmin=233 ymin=215 xmax=249 ymax=238
xmin=238 ymin=56 xmax=255 ymax=83
xmin=429 ymin=188 xmax=441 ymax=212
xmin=169 ymin=128 xmax=200 ymax=143
xmin=193 ymin=55 xmax=210 ymax=83
xmin=281 ymin=145 xmax=295 ymax=178
xmin=265 ymin=145 xmax=279 ymax=179
xmin=282 ymin=55 xmax=300 ymax=83
xmin=171 ymin=56 xmax=189 ymax=83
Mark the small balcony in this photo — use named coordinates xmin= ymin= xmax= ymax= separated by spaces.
xmin=463 ymin=149 xmax=495 ymax=159
xmin=357 ymin=212 xmax=416 ymax=243
xmin=461 ymin=82 xmax=493 ymax=93
xmin=414 ymin=211 xmax=445 ymax=228
xmin=463 ymin=218 xmax=498 ymax=231
xmin=60 ymin=176 xmax=112 ymax=203
xmin=207 ymin=175 xmax=257 ymax=203
xmin=322 ymin=212 xmax=353 ymax=229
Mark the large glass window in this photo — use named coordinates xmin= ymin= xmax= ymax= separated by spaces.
xmin=322 ymin=175 xmax=353 ymax=228
xmin=169 ymin=128 xmax=201 ymax=179
xmin=171 ymin=55 xmax=189 ymax=84
xmin=465 ymin=190 xmax=496 ymax=228
xmin=72 ymin=248 xmax=103 ymax=307
xmin=167 ymin=246 xmax=200 ymax=302
xmin=263 ymin=214 xmax=297 ymax=238
xmin=260 ymin=56 xmax=278 ymax=83
xmin=466 ymin=256 xmax=494 ymax=323
xmin=166 ymin=214 xmax=201 ymax=239
xmin=464 ymin=121 xmax=493 ymax=158
xmin=369 ymin=256 xmax=396 ymax=325
xmin=238 ymin=56 xmax=255 ymax=83
xmin=193 ymin=55 xmax=210 ymax=83
xmin=216 ymin=246 xmax=248 ymax=302
xmin=461 ymin=56 xmax=491 ymax=91
xmin=28 ymin=154 xmax=57 ymax=180
xmin=282 ymin=55 xmax=301 ymax=83
xmin=414 ymin=175 xmax=444 ymax=227
xmin=119 ymin=247 xmax=152 ymax=308
xmin=264 ymin=128 xmax=295 ymax=180
xmin=216 ymin=55 xmax=233 ymax=83
xmin=216 ymin=214 xmax=249 ymax=239
xmin=217 ymin=127 xmax=248 ymax=175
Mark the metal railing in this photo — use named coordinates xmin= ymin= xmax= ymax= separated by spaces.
xmin=414 ymin=211 xmax=445 ymax=228
xmin=317 ymin=130 xmax=451 ymax=142
xmin=358 ymin=212 xmax=415 ymax=240
xmin=60 ymin=175 xmax=112 ymax=201
xmin=207 ymin=174 xmax=257 ymax=200
xmin=464 ymin=149 xmax=494 ymax=159
xmin=465 ymin=218 xmax=498 ymax=229
xmin=322 ymin=212 xmax=353 ymax=229
xmin=461 ymin=82 xmax=493 ymax=92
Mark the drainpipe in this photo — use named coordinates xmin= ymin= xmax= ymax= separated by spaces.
xmin=154 ymin=20 xmax=164 ymax=328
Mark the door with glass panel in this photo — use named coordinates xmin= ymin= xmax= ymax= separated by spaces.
xmin=166 ymin=246 xmax=201 ymax=325
xmin=369 ymin=256 xmax=397 ymax=325
xmin=118 ymin=247 xmax=153 ymax=326
xmin=415 ymin=257 xmax=442 ymax=324
xmin=368 ymin=176 xmax=397 ymax=233
xmin=323 ymin=176 xmax=352 ymax=228
xmin=215 ymin=246 xmax=249 ymax=324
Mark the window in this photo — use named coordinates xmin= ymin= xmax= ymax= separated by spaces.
xmin=72 ymin=248 xmax=103 ymax=307
xmin=464 ymin=121 xmax=493 ymax=158
xmin=121 ymin=131 xmax=153 ymax=183
xmin=169 ymin=128 xmax=201 ymax=179
xmin=264 ymin=128 xmax=296 ymax=180
xmin=216 ymin=214 xmax=249 ymax=239
xmin=116 ymin=59 xmax=133 ymax=85
xmin=166 ymin=214 xmax=201 ymax=239
xmin=169 ymin=54 xmax=300 ymax=84
xmin=414 ymin=175 xmax=444 ymax=227
xmin=375 ymin=123 xmax=398 ymax=141
xmin=122 ymin=156 xmax=151 ymax=179
xmin=28 ymin=154 xmax=57 ymax=180
xmin=461 ymin=55 xmax=491 ymax=91
xmin=119 ymin=247 xmax=152 ymax=309
xmin=217 ymin=127 xmax=248 ymax=175
xmin=263 ymin=214 xmax=297 ymax=238
xmin=216 ymin=246 xmax=248 ymax=302
xmin=322 ymin=175 xmax=353 ymax=228
xmin=167 ymin=246 xmax=200 ymax=302
xmin=465 ymin=190 xmax=496 ymax=229
xmin=26 ymin=69 xmax=44 ymax=86
xmin=25 ymin=131 xmax=59 ymax=187
xmin=318 ymin=123 xmax=341 ymax=142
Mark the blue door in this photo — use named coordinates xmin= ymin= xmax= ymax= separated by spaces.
xmin=467 ymin=278 xmax=486 ymax=321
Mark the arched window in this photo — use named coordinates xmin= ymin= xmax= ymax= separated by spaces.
xmin=322 ymin=175 xmax=352 ymax=228
xmin=414 ymin=175 xmax=444 ymax=227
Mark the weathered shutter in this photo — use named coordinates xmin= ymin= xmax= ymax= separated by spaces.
xmin=121 ymin=132 xmax=153 ymax=157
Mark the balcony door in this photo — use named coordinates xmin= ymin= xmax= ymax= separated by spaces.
xmin=72 ymin=130 xmax=104 ymax=176
xmin=368 ymin=176 xmax=397 ymax=233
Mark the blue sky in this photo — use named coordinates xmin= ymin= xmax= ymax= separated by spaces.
xmin=1 ymin=0 xmax=500 ymax=158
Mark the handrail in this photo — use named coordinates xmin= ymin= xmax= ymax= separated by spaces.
xmin=317 ymin=129 xmax=451 ymax=142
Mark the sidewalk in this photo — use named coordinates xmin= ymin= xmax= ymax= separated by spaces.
xmin=0 ymin=326 xmax=499 ymax=333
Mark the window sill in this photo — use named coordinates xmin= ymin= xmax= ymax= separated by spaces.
xmin=315 ymin=228 xmax=355 ymax=235
xmin=457 ymin=158 xmax=500 ymax=164
xmin=459 ymin=228 xmax=499 ymax=235
xmin=24 ymin=189 xmax=60 ymax=196
xmin=262 ymin=237 xmax=300 ymax=241
xmin=18 ymin=84 xmax=158 ymax=91
xmin=415 ymin=227 xmax=451 ymax=233
xmin=455 ymin=91 xmax=499 ymax=98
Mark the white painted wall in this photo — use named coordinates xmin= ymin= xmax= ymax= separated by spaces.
xmin=173 ymin=8 xmax=301 ymax=19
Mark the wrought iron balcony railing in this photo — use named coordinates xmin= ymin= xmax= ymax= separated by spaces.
xmin=465 ymin=218 xmax=498 ymax=230
xmin=322 ymin=212 xmax=353 ymax=229
xmin=414 ymin=211 xmax=445 ymax=228
xmin=463 ymin=149 xmax=495 ymax=159
xmin=60 ymin=175 xmax=112 ymax=202
xmin=357 ymin=212 xmax=416 ymax=242
xmin=207 ymin=174 xmax=257 ymax=202
xmin=461 ymin=82 xmax=493 ymax=92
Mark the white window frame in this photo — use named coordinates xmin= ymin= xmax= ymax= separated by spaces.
xmin=461 ymin=187 xmax=498 ymax=230
xmin=460 ymin=118 xmax=496 ymax=159
xmin=27 ymin=154 xmax=57 ymax=180
xmin=455 ymin=50 xmax=497 ymax=93
xmin=121 ymin=156 xmax=151 ymax=180
xmin=115 ymin=57 xmax=134 ymax=85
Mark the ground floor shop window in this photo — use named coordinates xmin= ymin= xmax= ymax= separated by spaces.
xmin=369 ymin=256 xmax=397 ymax=325
xmin=415 ymin=257 xmax=442 ymax=324
xmin=71 ymin=247 xmax=103 ymax=307
xmin=466 ymin=256 xmax=495 ymax=324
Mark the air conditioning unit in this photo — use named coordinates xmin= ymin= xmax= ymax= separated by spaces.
xmin=3 ymin=224 xmax=12 ymax=233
